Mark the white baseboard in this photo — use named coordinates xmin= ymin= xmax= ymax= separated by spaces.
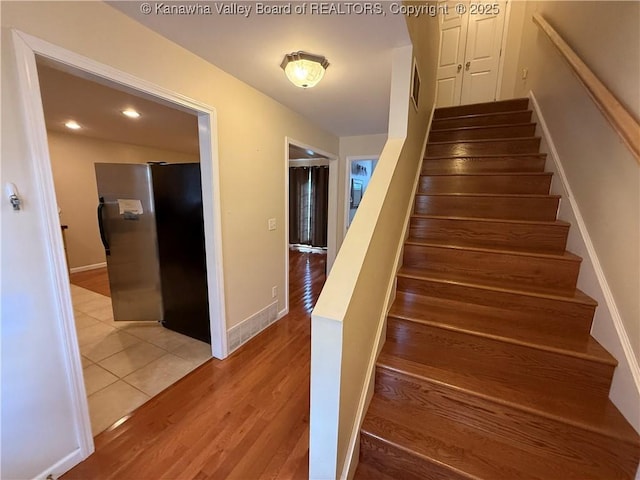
xmin=33 ymin=447 xmax=89 ymax=480
xmin=69 ymin=262 xmax=106 ymax=274
xmin=529 ymin=91 xmax=640 ymax=433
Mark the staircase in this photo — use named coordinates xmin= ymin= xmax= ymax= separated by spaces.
xmin=355 ymin=99 xmax=640 ymax=479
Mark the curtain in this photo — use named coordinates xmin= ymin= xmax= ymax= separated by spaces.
xmin=289 ymin=167 xmax=308 ymax=245
xmin=310 ymin=166 xmax=329 ymax=247
xmin=288 ymin=166 xmax=329 ymax=247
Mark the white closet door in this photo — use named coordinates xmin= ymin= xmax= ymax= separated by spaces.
xmin=461 ymin=2 xmax=506 ymax=105
xmin=435 ymin=1 xmax=469 ymax=107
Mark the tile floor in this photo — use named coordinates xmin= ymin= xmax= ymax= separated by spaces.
xmin=70 ymin=284 xmax=212 ymax=435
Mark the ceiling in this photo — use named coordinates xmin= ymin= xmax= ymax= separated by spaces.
xmin=37 ymin=61 xmax=201 ymax=154
xmin=108 ymin=1 xmax=411 ymax=137
xmin=38 ymin=61 xmax=329 ymax=159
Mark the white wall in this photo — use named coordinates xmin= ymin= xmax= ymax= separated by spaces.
xmin=49 ymin=130 xmax=199 ymax=269
xmin=1 ymin=2 xmax=338 ymax=478
xmin=515 ymin=0 xmax=639 ymax=364
xmin=513 ymin=1 xmax=639 ymax=430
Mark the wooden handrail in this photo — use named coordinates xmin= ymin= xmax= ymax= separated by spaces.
xmin=533 ymin=13 xmax=640 ymax=164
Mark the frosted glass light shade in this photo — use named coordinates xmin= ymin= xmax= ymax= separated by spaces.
xmin=281 ymin=52 xmax=329 ymax=88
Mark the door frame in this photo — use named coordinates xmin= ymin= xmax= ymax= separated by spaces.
xmin=494 ymin=0 xmax=513 ymax=99
xmin=284 ymin=137 xmax=338 ymax=315
xmin=11 ymin=29 xmax=228 ymax=458
xmin=343 ymin=155 xmax=380 ymax=238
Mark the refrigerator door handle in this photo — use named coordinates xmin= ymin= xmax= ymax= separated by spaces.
xmin=97 ymin=196 xmax=110 ymax=256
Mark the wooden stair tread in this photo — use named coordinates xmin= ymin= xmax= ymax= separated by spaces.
xmin=434 ymin=98 xmax=530 ymax=119
xmin=389 ymin=291 xmax=614 ymax=365
xmin=404 ymin=239 xmax=582 ymax=262
xmin=386 ymin=317 xmax=614 ymax=402
xmin=353 ymin=461 xmax=397 ymax=480
xmin=407 ymin=216 xmax=570 ymax=254
xmin=428 ymin=136 xmax=540 ymax=146
xmin=424 ymin=152 xmax=546 ymax=160
xmin=431 ymin=111 xmax=532 ymax=127
xmin=429 ymin=124 xmax=537 ymax=142
xmin=420 ymin=171 xmax=552 ymax=177
xmin=429 ymin=122 xmax=537 ymax=133
xmin=411 ymin=213 xmax=569 ymax=227
xmin=362 ymin=403 xmax=545 ymax=480
xmin=376 ymin=351 xmax=637 ymax=445
xmin=415 ymin=192 xmax=560 ymax=198
xmin=397 ymin=266 xmax=597 ymax=305
xmin=362 ymin=395 xmax=632 ymax=480
xmin=431 ymin=115 xmax=536 ymax=128
xmin=421 ymin=156 xmax=548 ymax=175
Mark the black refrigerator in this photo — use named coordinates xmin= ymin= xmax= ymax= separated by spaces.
xmin=95 ymin=162 xmax=211 ymax=343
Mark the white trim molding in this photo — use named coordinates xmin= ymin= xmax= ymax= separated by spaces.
xmin=11 ymin=27 xmax=95 ymax=469
xmin=11 ymin=30 xmax=227 ymax=360
xmin=11 ymin=28 xmax=229 ymax=474
xmin=529 ymin=91 xmax=640 ymax=432
xmin=69 ymin=262 xmax=107 ymax=274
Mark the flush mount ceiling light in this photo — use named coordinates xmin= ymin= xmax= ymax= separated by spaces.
xmin=281 ymin=52 xmax=329 ymax=88
xmin=65 ymin=120 xmax=81 ymax=130
xmin=122 ymin=108 xmax=141 ymax=118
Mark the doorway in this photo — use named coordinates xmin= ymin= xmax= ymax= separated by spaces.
xmin=285 ymin=139 xmax=337 ymax=315
xmin=12 ymin=30 xmax=227 ymax=458
xmin=36 ymin=59 xmax=217 ymax=437
xmin=435 ymin=0 xmax=507 ymax=107
xmin=289 ymin=163 xmax=329 ymax=249
xmin=344 ymin=155 xmax=379 ymax=235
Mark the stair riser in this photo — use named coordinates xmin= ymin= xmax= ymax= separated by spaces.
xmin=374 ymin=369 xmax=639 ymax=478
xmin=409 ymin=217 xmax=569 ymax=254
xmin=360 ymin=432 xmax=468 ymax=480
xmin=419 ymin=174 xmax=551 ymax=195
xmin=427 ymin=138 xmax=541 ymax=157
xmin=386 ymin=319 xmax=614 ymax=398
xmin=422 ymin=156 xmax=546 ymax=174
xmin=429 ymin=124 xmax=536 ymax=142
xmin=414 ymin=195 xmax=559 ymax=221
xmin=396 ymin=275 xmax=595 ymax=336
xmin=403 ymin=244 xmax=580 ymax=295
xmin=434 ymin=98 xmax=529 ymax=119
xmin=431 ymin=111 xmax=532 ymax=130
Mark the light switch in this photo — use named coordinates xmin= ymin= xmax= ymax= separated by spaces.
xmin=268 ymin=218 xmax=276 ymax=231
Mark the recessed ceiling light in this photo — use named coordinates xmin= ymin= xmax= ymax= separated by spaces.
xmin=65 ymin=120 xmax=81 ymax=130
xmin=122 ymin=109 xmax=141 ymax=118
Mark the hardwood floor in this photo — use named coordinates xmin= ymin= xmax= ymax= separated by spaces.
xmin=64 ymin=249 xmax=326 ymax=480
xmin=70 ymin=267 xmax=111 ymax=297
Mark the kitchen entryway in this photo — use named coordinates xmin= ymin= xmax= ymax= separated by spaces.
xmin=70 ymin=268 xmax=211 ymax=435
